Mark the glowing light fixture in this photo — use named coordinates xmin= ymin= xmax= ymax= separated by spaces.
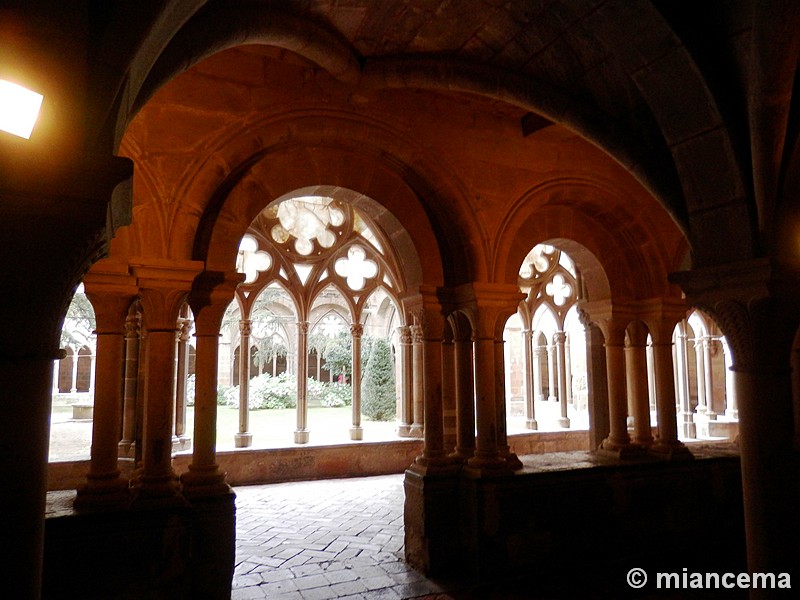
xmin=0 ymin=79 xmax=43 ymax=139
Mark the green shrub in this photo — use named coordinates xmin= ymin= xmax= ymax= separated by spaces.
xmin=222 ymin=372 xmax=352 ymax=409
xmin=361 ymin=337 xmax=396 ymax=421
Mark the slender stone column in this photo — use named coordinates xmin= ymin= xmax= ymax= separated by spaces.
xmin=441 ymin=332 xmax=457 ymax=453
xmin=350 ymin=323 xmax=364 ymax=440
xmin=565 ymin=334 xmax=573 ymax=405
xmin=52 ymin=360 xmax=60 ymax=395
xmin=546 ymin=341 xmax=557 ymax=401
xmin=451 ymin=317 xmax=475 ymax=461
xmin=75 ymin=287 xmax=137 ymax=509
xmin=625 ymin=322 xmax=652 ymax=447
xmin=600 ymin=325 xmax=632 ymax=453
xmin=182 ymin=273 xmax=241 ymax=497
xmin=694 ymin=336 xmax=708 ymax=415
xmin=721 ymin=340 xmax=738 ymax=420
xmin=397 ymin=325 xmax=414 ymax=436
xmin=410 ymin=324 xmax=425 ymax=437
xmin=554 ymin=330 xmax=570 ymax=427
xmin=532 ymin=344 xmax=545 ymax=403
xmin=88 ymin=352 xmax=96 ymax=395
xmin=495 ymin=337 xmax=522 ymax=469
xmin=703 ymin=336 xmax=718 ymax=418
xmin=131 ymin=262 xmax=202 ymax=504
xmin=673 ymin=321 xmax=695 ymax=438
xmin=235 ymin=319 xmax=253 ymax=448
xmin=70 ymin=348 xmax=79 ymax=393
xmin=295 ymin=321 xmax=310 ymax=444
xmin=174 ymin=316 xmax=192 ymax=450
xmin=522 ymin=328 xmax=538 ymax=430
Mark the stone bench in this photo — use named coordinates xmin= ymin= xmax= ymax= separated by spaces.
xmin=71 ymin=403 xmax=93 ymax=420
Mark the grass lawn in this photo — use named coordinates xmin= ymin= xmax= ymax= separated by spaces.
xmin=49 ymin=403 xmax=401 ymax=461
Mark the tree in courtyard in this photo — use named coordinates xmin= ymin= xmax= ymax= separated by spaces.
xmin=361 ymin=337 xmax=396 ymax=421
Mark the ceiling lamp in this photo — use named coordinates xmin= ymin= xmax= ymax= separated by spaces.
xmin=0 ymin=78 xmax=43 ymax=139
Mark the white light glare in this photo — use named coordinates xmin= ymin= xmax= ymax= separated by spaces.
xmin=0 ymin=79 xmax=44 ymax=139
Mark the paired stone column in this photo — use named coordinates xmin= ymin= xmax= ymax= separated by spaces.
xmin=75 ymin=276 xmax=137 ymax=509
xmin=397 ymin=325 xmax=414 ymax=436
xmin=554 ymin=330 xmax=570 ymax=427
xmin=130 ymin=260 xmax=203 ymax=505
xmin=349 ymin=323 xmax=364 ymax=440
xmin=235 ymin=319 xmax=253 ymax=447
xmin=702 ymin=336 xmax=718 ymax=418
xmin=721 ymin=339 xmax=738 ymax=420
xmin=645 ymin=308 xmax=691 ymax=459
xmin=182 ymin=272 xmax=242 ymax=497
xmin=546 ymin=341 xmax=557 ymax=401
xmin=295 ymin=321 xmax=310 ymax=444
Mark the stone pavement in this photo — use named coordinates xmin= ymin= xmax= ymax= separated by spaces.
xmin=232 ymin=474 xmax=451 ymax=600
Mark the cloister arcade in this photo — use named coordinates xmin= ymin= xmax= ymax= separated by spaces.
xmin=51 ymin=235 xmax=739 ymax=463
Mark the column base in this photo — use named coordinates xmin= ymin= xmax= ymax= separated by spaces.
xmin=466 ymin=452 xmax=513 ymax=476
xmin=118 ymin=440 xmax=136 ymax=458
xmin=598 ymin=436 xmax=644 ymax=459
xmin=74 ymin=473 xmax=130 ymax=511
xmin=234 ymin=432 xmax=253 ymax=448
xmin=449 ymin=447 xmax=475 ymax=463
xmin=557 ymin=417 xmax=571 ymax=428
xmin=173 ymin=435 xmax=192 ymax=453
xmin=397 ymin=423 xmax=413 ymax=437
xmin=130 ymin=473 xmax=187 ymax=509
xmin=349 ymin=426 xmax=363 ymax=441
xmin=409 ymin=424 xmax=424 ymax=438
xmin=181 ymin=465 xmax=230 ymax=498
xmin=410 ymin=453 xmax=460 ymax=477
xmin=649 ymin=440 xmax=694 ymax=460
xmin=294 ymin=429 xmax=309 ymax=444
xmin=525 ymin=419 xmax=538 ymax=430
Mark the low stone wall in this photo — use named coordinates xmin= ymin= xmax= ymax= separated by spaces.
xmin=47 ymin=429 xmax=591 ymax=490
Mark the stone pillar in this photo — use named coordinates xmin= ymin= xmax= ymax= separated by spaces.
xmin=295 ymin=321 xmax=310 ymax=444
xmin=397 ymin=325 xmax=414 ymax=436
xmin=675 ymin=261 xmax=800 ymax=580
xmin=451 ymin=315 xmax=475 ymax=461
xmin=522 ymin=328 xmax=538 ymax=430
xmin=469 ymin=317 xmax=503 ymax=470
xmin=235 ymin=319 xmax=253 ymax=448
xmin=182 ymin=272 xmax=242 ymax=497
xmin=174 ymin=315 xmax=192 ymax=450
xmin=554 ymin=330 xmax=570 ymax=427
xmin=350 ymin=323 xmax=364 ymax=440
xmin=410 ymin=324 xmax=425 ymax=437
xmin=75 ymin=283 xmax=137 ymax=509
xmin=131 ymin=260 xmax=203 ymax=505
xmin=625 ymin=321 xmax=652 ymax=447
xmin=88 ymin=351 xmax=96 ymax=395
xmin=565 ymin=333 xmax=573 ymax=405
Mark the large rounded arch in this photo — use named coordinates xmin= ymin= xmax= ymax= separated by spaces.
xmin=495 ymin=177 xmax=688 ymax=299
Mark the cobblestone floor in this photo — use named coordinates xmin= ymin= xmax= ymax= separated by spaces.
xmin=232 ymin=474 xmax=451 ymax=600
